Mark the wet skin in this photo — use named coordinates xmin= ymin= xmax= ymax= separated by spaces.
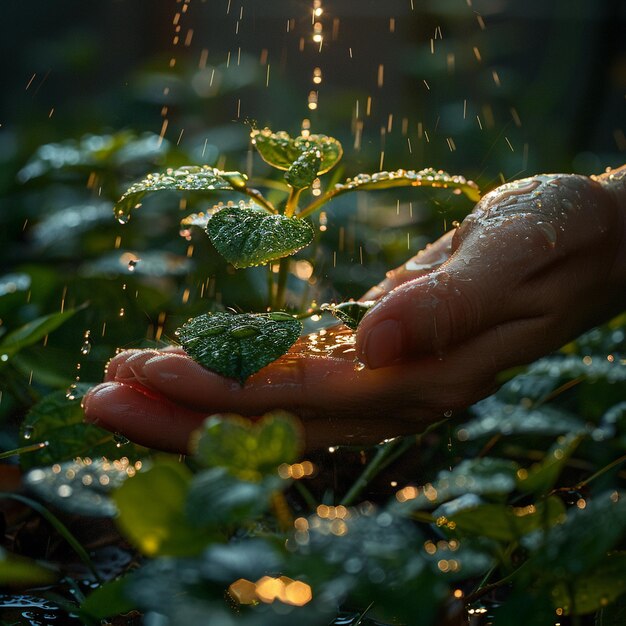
xmin=83 ymin=167 xmax=626 ymax=452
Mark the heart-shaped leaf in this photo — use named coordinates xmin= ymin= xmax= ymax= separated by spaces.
xmin=206 ymin=203 xmax=314 ymax=268
xmin=334 ymin=167 xmax=481 ymax=203
xmin=321 ymin=300 xmax=375 ymax=330
xmin=284 ymin=150 xmax=322 ymax=190
xmin=176 ymin=311 xmax=302 ymax=383
xmin=251 ymin=128 xmax=343 ymax=174
xmin=192 ymin=411 xmax=302 ymax=480
xmin=114 ymin=165 xmax=236 ymax=223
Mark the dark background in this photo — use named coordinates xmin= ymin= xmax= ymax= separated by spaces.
xmin=2 ymin=0 xmax=625 ymax=184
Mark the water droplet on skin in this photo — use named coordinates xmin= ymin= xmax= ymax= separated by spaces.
xmin=23 ymin=426 xmax=34 ymax=440
xmin=114 ymin=432 xmax=130 ymax=447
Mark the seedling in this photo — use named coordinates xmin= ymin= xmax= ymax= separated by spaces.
xmin=114 ymin=128 xmax=480 ymax=382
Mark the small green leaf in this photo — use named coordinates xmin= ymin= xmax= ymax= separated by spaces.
xmin=285 ymin=150 xmax=322 ymax=190
xmin=321 ymin=300 xmax=375 ymax=330
xmin=0 ymin=308 xmax=79 ymax=361
xmin=552 ymin=553 xmax=626 ymax=615
xmin=112 ymin=459 xmax=220 ymax=557
xmin=206 ymin=203 xmax=314 ymax=268
xmin=114 ymin=165 xmax=234 ymax=223
xmin=19 ymin=385 xmax=143 ymax=470
xmin=335 ymin=167 xmax=481 ymax=203
xmin=177 ymin=311 xmax=302 ymax=383
xmin=192 ymin=411 xmax=302 ymax=481
xmin=251 ymin=128 xmax=343 ymax=174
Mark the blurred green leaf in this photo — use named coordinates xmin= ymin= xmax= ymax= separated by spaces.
xmin=206 ymin=204 xmax=314 ymax=268
xmin=0 ymin=307 xmax=80 ymax=361
xmin=25 ymin=458 xmax=131 ymax=517
xmin=522 ymin=492 xmax=626 ymax=577
xmin=251 ymin=128 xmax=343 ymax=174
xmin=81 ymin=576 xmax=136 ymax=620
xmin=185 ymin=467 xmax=280 ymax=527
xmin=0 ymin=546 xmax=57 ymax=585
xmin=177 ymin=311 xmax=302 ymax=383
xmin=113 ymin=458 xmax=220 ymax=556
xmin=437 ymin=495 xmax=566 ymax=542
xmin=19 ymin=385 xmax=143 ymax=470
xmin=552 ymin=552 xmax=626 ymax=615
xmin=192 ymin=411 xmax=302 ymax=481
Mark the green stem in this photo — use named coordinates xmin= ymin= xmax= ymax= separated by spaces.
xmin=340 ymin=437 xmax=408 ymax=506
xmin=267 ymin=264 xmax=275 ymax=310
xmin=0 ymin=441 xmax=48 ymax=460
xmin=284 ymin=187 xmax=302 ymax=218
xmin=240 ymin=186 xmax=278 ymax=214
xmin=274 ymin=258 xmax=290 ymax=310
xmin=0 ymin=493 xmax=101 ymax=583
xmin=576 ymin=452 xmax=626 ymax=490
xmin=297 ymin=187 xmax=343 ymax=219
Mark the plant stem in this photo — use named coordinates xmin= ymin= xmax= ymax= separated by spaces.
xmin=274 ymin=257 xmax=290 ymax=310
xmin=284 ymin=187 xmax=302 ymax=218
xmin=240 ymin=186 xmax=278 ymax=213
xmin=340 ymin=437 xmax=409 ymax=506
xmin=267 ymin=264 xmax=275 ymax=310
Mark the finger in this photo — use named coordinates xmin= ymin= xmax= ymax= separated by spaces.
xmin=83 ymin=381 xmax=208 ymax=453
xmin=361 ymin=229 xmax=454 ymax=300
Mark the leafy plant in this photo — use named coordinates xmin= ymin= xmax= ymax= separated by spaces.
xmin=113 ymin=127 xmax=480 ymax=382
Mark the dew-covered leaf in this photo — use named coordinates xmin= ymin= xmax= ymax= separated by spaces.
xmin=394 ymin=458 xmax=519 ymax=512
xmin=251 ymin=128 xmax=343 ymax=174
xmin=24 ymin=458 xmax=132 ymax=517
xmin=186 ymin=467 xmax=280 ymax=527
xmin=206 ymin=204 xmax=314 ymax=268
xmin=436 ymin=496 xmax=566 ymax=542
xmin=552 ymin=553 xmax=626 ymax=615
xmin=321 ymin=301 xmax=375 ymax=330
xmin=177 ymin=311 xmax=302 ymax=383
xmin=113 ymin=458 xmax=221 ymax=557
xmin=285 ymin=150 xmax=322 ymax=190
xmin=457 ymin=397 xmax=586 ymax=440
xmin=517 ymin=432 xmax=584 ymax=495
xmin=333 ymin=167 xmax=481 ymax=203
xmin=192 ymin=411 xmax=302 ymax=481
xmin=0 ymin=308 xmax=80 ymax=361
xmin=114 ymin=165 xmax=235 ymax=223
xmin=0 ymin=547 xmax=57 ymax=585
xmin=19 ymin=385 xmax=143 ymax=470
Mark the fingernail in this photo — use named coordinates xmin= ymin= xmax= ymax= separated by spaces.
xmin=361 ymin=319 xmax=404 ymax=369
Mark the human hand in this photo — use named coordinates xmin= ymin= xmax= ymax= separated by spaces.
xmin=83 ymin=167 xmax=626 ymax=452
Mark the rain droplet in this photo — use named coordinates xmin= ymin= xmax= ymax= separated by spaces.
xmin=114 ymin=432 xmax=130 ymax=447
